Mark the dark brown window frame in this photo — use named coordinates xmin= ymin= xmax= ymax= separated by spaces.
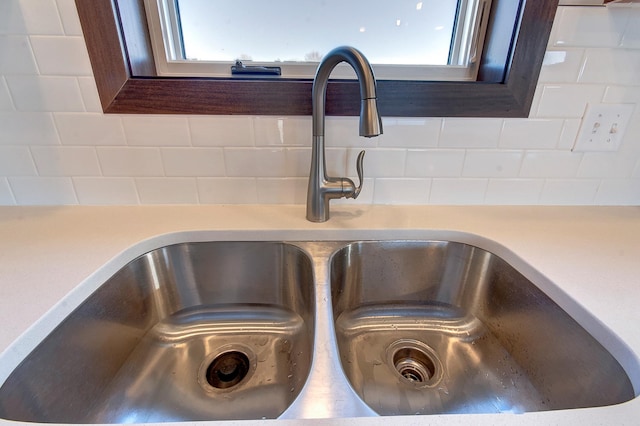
xmin=75 ymin=0 xmax=558 ymax=117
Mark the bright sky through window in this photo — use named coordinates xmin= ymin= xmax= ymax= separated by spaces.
xmin=176 ymin=0 xmax=459 ymax=65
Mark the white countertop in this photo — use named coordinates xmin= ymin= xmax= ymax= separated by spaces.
xmin=0 ymin=205 xmax=639 ymax=425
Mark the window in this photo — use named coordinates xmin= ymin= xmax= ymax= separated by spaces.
xmin=145 ymin=0 xmax=492 ymax=81
xmin=74 ymin=0 xmax=559 ymax=117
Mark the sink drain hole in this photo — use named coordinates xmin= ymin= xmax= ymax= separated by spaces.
xmin=393 ymin=347 xmax=436 ymax=385
xmin=206 ymin=351 xmax=250 ymax=389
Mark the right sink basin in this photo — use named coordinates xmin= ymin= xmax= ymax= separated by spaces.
xmin=330 ymin=240 xmax=634 ymax=416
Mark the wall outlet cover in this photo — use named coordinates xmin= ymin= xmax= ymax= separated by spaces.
xmin=572 ymin=103 xmax=635 ymax=152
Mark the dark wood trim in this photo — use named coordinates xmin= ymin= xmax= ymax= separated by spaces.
xmin=114 ymin=0 xmax=156 ymax=77
xmin=76 ymin=0 xmax=129 ymax=111
xmin=76 ymin=0 xmax=558 ymax=117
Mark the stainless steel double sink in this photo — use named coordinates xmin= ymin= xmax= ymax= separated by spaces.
xmin=0 ymin=240 xmax=635 ymax=422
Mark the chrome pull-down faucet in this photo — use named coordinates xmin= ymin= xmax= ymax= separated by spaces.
xmin=306 ymin=46 xmax=383 ymax=223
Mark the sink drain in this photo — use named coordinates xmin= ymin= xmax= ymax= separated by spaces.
xmin=393 ymin=348 xmax=435 ymax=383
xmin=206 ymin=351 xmax=250 ymax=389
xmin=387 ymin=339 xmax=441 ymax=387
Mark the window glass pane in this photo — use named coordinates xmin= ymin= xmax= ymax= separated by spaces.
xmin=176 ymin=0 xmax=459 ymax=66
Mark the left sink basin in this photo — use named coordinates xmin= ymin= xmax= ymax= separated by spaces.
xmin=0 ymin=242 xmax=315 ymax=423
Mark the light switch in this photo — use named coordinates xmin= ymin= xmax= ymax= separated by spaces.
xmin=572 ymin=103 xmax=635 ymax=152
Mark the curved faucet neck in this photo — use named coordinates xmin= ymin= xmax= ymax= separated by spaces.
xmin=306 ymin=46 xmax=382 ymax=223
xmin=312 ymin=46 xmax=381 ymax=138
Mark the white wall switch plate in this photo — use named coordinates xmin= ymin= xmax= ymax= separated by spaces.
xmin=573 ymin=103 xmax=635 ymax=152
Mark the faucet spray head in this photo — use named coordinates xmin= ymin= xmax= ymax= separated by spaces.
xmin=360 ymin=98 xmax=383 ymax=138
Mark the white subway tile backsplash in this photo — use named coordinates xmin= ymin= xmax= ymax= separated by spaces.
xmin=253 ymin=116 xmax=310 ymax=147
xmin=161 ymin=147 xmax=225 ymax=177
xmin=520 ymin=151 xmax=583 ymax=178
xmin=284 ymin=147 xmax=312 ymax=177
xmin=439 ymin=119 xmax=502 ymax=149
xmin=405 ymin=149 xmax=465 ymax=178
xmin=0 ymin=146 xmax=36 ymax=175
xmin=190 ymin=116 xmax=254 ymax=147
xmin=9 ymin=176 xmax=77 ymax=204
xmin=6 ymin=75 xmax=84 ymax=111
xmin=538 ymin=49 xmax=585 ymax=83
xmin=73 ymin=177 xmax=138 ymax=204
xmin=325 ymin=148 xmax=349 ymax=177
xmin=0 ymin=178 xmax=16 ymax=204
xmin=373 ymin=178 xmax=430 ymax=204
xmin=224 ymin=148 xmax=287 ymax=177
xmin=500 ymin=119 xmax=564 ymax=149
xmin=97 ymin=147 xmax=164 ymax=177
xmin=557 ymin=119 xmax=582 ymax=150
xmin=535 ymin=84 xmax=606 ymax=118
xmin=256 ymin=178 xmax=307 ymax=204
xmin=17 ymin=0 xmax=64 ymax=35
xmin=30 ymin=36 xmax=91 ymax=75
xmin=55 ymin=0 xmax=83 ymax=36
xmin=54 ymin=113 xmax=126 ymax=145
xmin=122 ymin=116 xmax=190 ymax=146
xmin=354 ymin=149 xmax=406 ymax=178
xmin=197 ymin=178 xmax=258 ymax=204
xmin=595 ymin=179 xmax=640 ymax=204
xmin=553 ymin=6 xmax=627 ymax=48
xmin=30 ymin=145 xmax=100 ymax=176
xmin=377 ymin=118 xmax=440 ymax=148
xmin=325 ymin=117 xmax=368 ymax=148
xmin=540 ymin=179 xmax=600 ymax=204
xmin=0 ymin=112 xmax=59 ymax=145
xmin=579 ymin=49 xmax=640 ymax=85
xmin=0 ymin=35 xmax=38 ymax=74
xmin=76 ymin=77 xmax=102 ymax=112
xmin=621 ymin=10 xmax=640 ymax=48
xmin=0 ymin=78 xmax=14 ymax=110
xmin=529 ymin=84 xmax=544 ymax=119
xmin=463 ymin=150 xmax=523 ymax=178
xmin=485 ymin=179 xmax=544 ymax=205
xmin=604 ymin=86 xmax=640 ymax=103
xmin=136 ymin=178 xmax=198 ymax=204
xmin=0 ymin=2 xmax=27 ymax=35
xmin=0 ymin=4 xmax=638 ymax=207
xmin=578 ymin=151 xmax=639 ymax=178
xmin=430 ymin=179 xmax=488 ymax=204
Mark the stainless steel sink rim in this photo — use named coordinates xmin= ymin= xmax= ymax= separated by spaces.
xmin=0 ymin=239 xmax=636 ymax=423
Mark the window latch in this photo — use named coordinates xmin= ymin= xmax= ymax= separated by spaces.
xmin=231 ymin=60 xmax=281 ymax=76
